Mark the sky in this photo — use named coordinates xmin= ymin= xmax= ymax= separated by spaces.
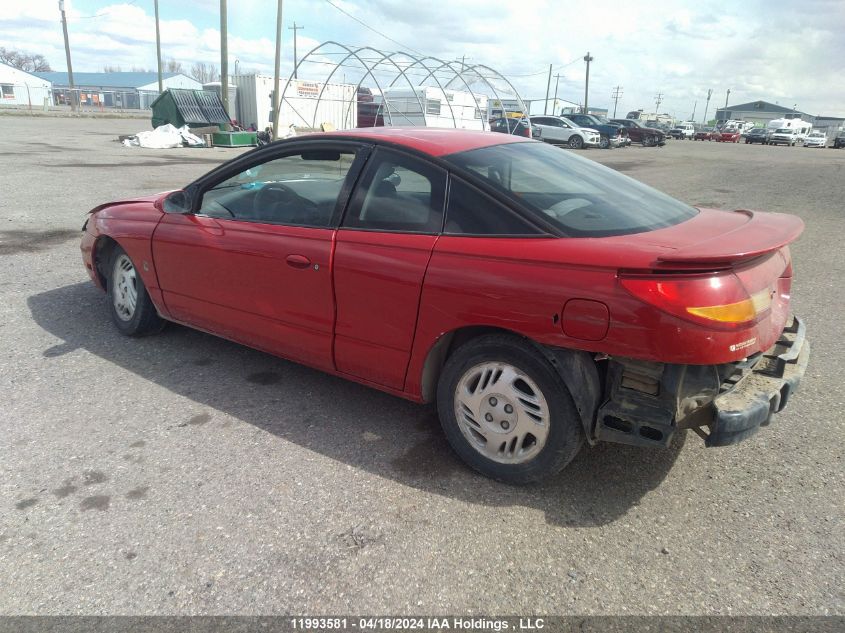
xmin=2 ymin=0 xmax=844 ymax=118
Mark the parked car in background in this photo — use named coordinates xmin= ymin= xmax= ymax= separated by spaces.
xmin=489 ymin=117 xmax=532 ymax=138
xmin=79 ymin=127 xmax=810 ymax=483
xmin=565 ymin=113 xmax=627 ymax=149
xmin=833 ymin=131 xmax=845 ymax=148
xmin=669 ymin=122 xmax=695 ymax=139
xmin=693 ymin=127 xmax=716 ymax=141
xmin=530 ymin=116 xmax=601 ymax=149
xmin=803 ymin=131 xmax=827 ymax=148
xmin=769 ymin=128 xmax=799 ymax=146
xmin=745 ymin=128 xmax=769 ymax=144
xmin=609 ymin=118 xmax=666 ymax=146
xmin=715 ymin=128 xmax=741 ymax=143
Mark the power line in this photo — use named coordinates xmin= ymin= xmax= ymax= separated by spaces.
xmin=322 ymin=0 xmax=423 ymax=56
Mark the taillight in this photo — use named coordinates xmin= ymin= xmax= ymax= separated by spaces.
xmin=620 ymin=271 xmax=773 ymax=329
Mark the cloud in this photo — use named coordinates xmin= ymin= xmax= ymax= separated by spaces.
xmin=1 ymin=0 xmax=842 ymax=116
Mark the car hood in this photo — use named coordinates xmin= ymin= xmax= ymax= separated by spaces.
xmin=88 ymin=193 xmax=170 ymax=215
xmin=578 ymin=127 xmax=600 ymax=134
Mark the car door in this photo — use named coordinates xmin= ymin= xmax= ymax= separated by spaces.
xmin=332 ymin=146 xmax=447 ymax=390
xmin=533 ymin=117 xmax=568 ymax=143
xmin=152 ymin=141 xmax=367 ymax=372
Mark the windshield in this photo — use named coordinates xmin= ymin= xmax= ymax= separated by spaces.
xmin=444 ymin=142 xmax=697 ymax=237
xmin=776 ymin=128 xmax=791 ymax=133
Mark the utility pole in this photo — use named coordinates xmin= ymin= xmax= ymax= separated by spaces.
xmin=724 ymin=88 xmax=731 ymax=110
xmin=154 ymin=0 xmax=163 ymax=93
xmin=543 ymin=64 xmax=552 ymax=115
xmin=611 ymin=85 xmax=622 ymax=118
xmin=690 ymin=100 xmax=697 ymax=122
xmin=552 ymin=73 xmax=561 ymax=115
xmin=58 ymin=1 xmax=76 ymax=112
xmin=654 ymin=92 xmax=664 ymax=113
xmin=583 ymin=52 xmax=593 ymax=113
xmin=272 ymin=0 xmax=284 ymax=138
xmin=220 ymin=0 xmax=229 ymax=124
xmin=702 ymin=88 xmax=712 ymax=125
xmin=288 ymin=22 xmax=304 ymax=79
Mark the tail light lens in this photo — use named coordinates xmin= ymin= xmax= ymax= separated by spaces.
xmin=620 ymin=271 xmax=773 ymax=330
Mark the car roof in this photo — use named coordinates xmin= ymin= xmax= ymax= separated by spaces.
xmin=311 ymin=127 xmax=530 ymax=157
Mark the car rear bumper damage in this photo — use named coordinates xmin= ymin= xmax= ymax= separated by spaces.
xmin=592 ymin=316 xmax=809 ymax=449
xmin=706 ymin=316 xmax=809 ymax=446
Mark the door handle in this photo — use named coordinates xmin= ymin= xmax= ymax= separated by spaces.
xmin=286 ymin=254 xmax=311 ymax=269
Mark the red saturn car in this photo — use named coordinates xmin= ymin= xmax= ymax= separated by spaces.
xmin=715 ymin=128 xmax=742 ymax=143
xmin=80 ymin=127 xmax=809 ymax=483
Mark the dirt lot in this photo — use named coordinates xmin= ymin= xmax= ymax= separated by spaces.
xmin=0 ymin=115 xmax=842 ymax=615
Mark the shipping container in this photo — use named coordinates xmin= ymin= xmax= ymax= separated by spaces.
xmin=232 ymin=74 xmax=357 ymax=131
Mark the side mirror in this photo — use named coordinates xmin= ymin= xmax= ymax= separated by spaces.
xmin=162 ymin=190 xmax=191 ymax=214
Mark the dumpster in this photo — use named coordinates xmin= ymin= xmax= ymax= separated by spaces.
xmin=150 ymin=89 xmax=231 ymax=129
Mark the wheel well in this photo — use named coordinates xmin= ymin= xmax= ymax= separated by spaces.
xmin=93 ymin=236 xmax=119 ymax=288
xmin=419 ymin=326 xmax=516 ymax=403
xmin=418 ymin=326 xmax=602 ymax=440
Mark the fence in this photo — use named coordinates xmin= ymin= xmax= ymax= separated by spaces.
xmin=0 ymin=84 xmax=165 ymax=112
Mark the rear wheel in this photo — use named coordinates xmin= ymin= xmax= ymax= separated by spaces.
xmin=108 ymin=246 xmax=165 ymax=336
xmin=568 ymin=135 xmax=584 ymax=149
xmin=437 ymin=335 xmax=584 ymax=484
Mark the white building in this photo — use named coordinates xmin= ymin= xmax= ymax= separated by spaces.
xmin=0 ymin=62 xmax=52 ymax=107
xmin=233 ymin=74 xmax=358 ymax=131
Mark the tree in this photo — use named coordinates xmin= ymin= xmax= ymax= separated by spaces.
xmin=190 ymin=62 xmax=220 ymax=84
xmin=165 ymin=58 xmax=183 ymax=73
xmin=0 ymin=47 xmax=51 ymax=72
xmin=103 ymin=65 xmax=123 ymax=72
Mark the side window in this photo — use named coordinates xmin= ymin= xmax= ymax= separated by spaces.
xmin=343 ymin=149 xmax=446 ymax=233
xmin=445 ymin=178 xmax=541 ymax=236
xmin=198 ymin=149 xmax=357 ymax=226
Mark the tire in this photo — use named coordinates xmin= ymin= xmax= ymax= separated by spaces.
xmin=107 ymin=246 xmax=165 ymax=336
xmin=436 ymin=335 xmax=584 ymax=484
xmin=568 ymin=135 xmax=584 ymax=149
xmin=642 ymin=135 xmax=655 ymax=147
xmin=599 ymin=134 xmax=610 ymax=149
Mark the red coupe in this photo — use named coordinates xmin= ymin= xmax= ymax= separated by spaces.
xmin=80 ymin=128 xmax=809 ymax=483
xmin=715 ymin=128 xmax=742 ymax=143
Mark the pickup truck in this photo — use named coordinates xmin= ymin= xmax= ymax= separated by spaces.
xmin=669 ymin=122 xmax=695 ymax=139
xmin=565 ymin=113 xmax=627 ymax=149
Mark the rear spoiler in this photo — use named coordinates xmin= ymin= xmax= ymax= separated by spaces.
xmin=657 ymin=210 xmax=804 ymax=265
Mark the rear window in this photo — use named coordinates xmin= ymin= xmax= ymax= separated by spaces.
xmin=444 ymin=142 xmax=697 ymax=237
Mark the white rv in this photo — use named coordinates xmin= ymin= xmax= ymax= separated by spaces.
xmin=376 ymin=86 xmax=488 ymax=130
xmin=766 ymin=116 xmax=812 ymax=143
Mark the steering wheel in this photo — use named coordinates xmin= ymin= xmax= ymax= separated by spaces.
xmin=253 ymin=183 xmax=297 ymax=215
xmin=252 ymin=182 xmax=321 ymax=225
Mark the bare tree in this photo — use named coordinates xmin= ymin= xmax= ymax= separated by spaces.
xmin=165 ymin=58 xmax=183 ymax=73
xmin=190 ymin=62 xmax=220 ymax=84
xmin=130 ymin=65 xmax=150 ymax=72
xmin=103 ymin=65 xmax=123 ymax=72
xmin=0 ymin=47 xmax=51 ymax=72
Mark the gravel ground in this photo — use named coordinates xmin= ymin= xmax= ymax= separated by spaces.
xmin=0 ymin=116 xmax=842 ymax=615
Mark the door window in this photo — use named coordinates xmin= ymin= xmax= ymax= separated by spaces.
xmin=445 ymin=178 xmax=541 ymax=236
xmin=197 ymin=149 xmax=357 ymax=226
xmin=342 ymin=149 xmax=446 ymax=233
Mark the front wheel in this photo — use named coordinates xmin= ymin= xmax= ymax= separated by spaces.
xmin=568 ymin=135 xmax=584 ymax=149
xmin=108 ymin=246 xmax=165 ymax=336
xmin=642 ymin=135 xmax=656 ymax=147
xmin=436 ymin=335 xmax=584 ymax=484
xmin=599 ymin=135 xmax=610 ymax=149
